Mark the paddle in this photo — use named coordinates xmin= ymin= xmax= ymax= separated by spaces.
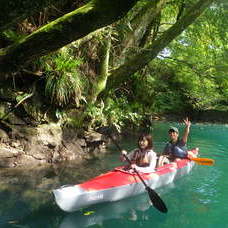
xmin=108 ymin=133 xmax=168 ymax=213
xmin=189 ymin=157 xmax=215 ymax=166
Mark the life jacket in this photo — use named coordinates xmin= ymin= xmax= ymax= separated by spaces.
xmin=165 ymin=139 xmax=187 ymax=159
xmin=131 ymin=149 xmax=150 ymax=167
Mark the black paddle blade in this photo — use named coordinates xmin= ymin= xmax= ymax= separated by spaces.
xmin=146 ymin=186 xmax=168 ymax=213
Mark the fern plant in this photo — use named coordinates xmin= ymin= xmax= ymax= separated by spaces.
xmin=43 ymin=47 xmax=84 ymax=107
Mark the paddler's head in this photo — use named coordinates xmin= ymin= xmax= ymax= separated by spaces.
xmin=138 ymin=133 xmax=153 ymax=151
xmin=168 ymin=126 xmax=179 ymax=143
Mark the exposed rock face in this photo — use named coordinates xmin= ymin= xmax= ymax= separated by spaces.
xmin=0 ymin=123 xmax=107 ymax=168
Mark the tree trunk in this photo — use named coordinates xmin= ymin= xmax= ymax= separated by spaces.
xmin=105 ymin=0 xmax=216 ymax=91
xmin=0 ymin=0 xmax=66 ymax=31
xmin=119 ymin=0 xmax=168 ymax=63
xmin=88 ymin=36 xmax=111 ymax=104
xmin=0 ymin=0 xmax=138 ymax=75
xmin=129 ymin=0 xmax=167 ymax=47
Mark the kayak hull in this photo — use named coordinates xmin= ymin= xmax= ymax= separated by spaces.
xmin=53 ymin=148 xmax=198 ymax=212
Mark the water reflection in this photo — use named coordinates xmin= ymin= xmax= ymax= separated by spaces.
xmin=0 ymin=157 xmax=120 ymax=228
xmin=59 ymin=193 xmax=152 ymax=228
xmin=0 ymin=166 xmax=57 ymax=227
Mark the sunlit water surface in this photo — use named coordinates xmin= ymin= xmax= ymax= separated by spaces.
xmin=0 ymin=122 xmax=228 ymax=228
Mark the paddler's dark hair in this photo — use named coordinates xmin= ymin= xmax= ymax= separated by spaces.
xmin=138 ymin=133 xmax=153 ymax=150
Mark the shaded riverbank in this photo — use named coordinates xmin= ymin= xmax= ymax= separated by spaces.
xmin=162 ymin=109 xmax=228 ymax=124
xmin=0 ymin=122 xmax=108 ymax=168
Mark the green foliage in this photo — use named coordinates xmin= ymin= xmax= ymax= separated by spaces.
xmin=41 ymin=47 xmax=84 ymax=107
xmin=56 ymin=109 xmax=85 ymax=128
xmin=103 ymin=96 xmax=144 ymax=131
xmin=152 ymin=90 xmax=184 ymax=113
xmin=156 ymin=1 xmax=228 ymax=112
xmin=123 ymin=63 xmax=186 ymax=114
xmin=37 ymin=0 xmax=228 ymax=126
xmin=69 ymin=95 xmax=145 ymax=131
xmin=2 ymin=30 xmax=25 ymax=42
xmin=0 ymin=105 xmax=5 ymax=119
xmin=84 ymin=102 xmax=107 ymax=127
xmin=1 ymin=0 xmax=227 ymax=129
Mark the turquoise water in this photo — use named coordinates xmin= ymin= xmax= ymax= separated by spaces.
xmin=0 ymin=122 xmax=228 ymax=227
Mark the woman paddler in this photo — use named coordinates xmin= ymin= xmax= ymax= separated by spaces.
xmin=121 ymin=133 xmax=157 ymax=173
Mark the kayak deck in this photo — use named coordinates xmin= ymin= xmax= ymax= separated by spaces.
xmin=79 ymin=154 xmax=195 ymax=191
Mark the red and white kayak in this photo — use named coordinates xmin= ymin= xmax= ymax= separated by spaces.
xmin=53 ymin=148 xmax=198 ymax=212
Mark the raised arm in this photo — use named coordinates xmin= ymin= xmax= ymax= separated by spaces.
xmin=182 ymin=117 xmax=191 ymax=144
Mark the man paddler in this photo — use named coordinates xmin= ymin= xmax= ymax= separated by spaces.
xmin=158 ymin=117 xmax=195 ymax=166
